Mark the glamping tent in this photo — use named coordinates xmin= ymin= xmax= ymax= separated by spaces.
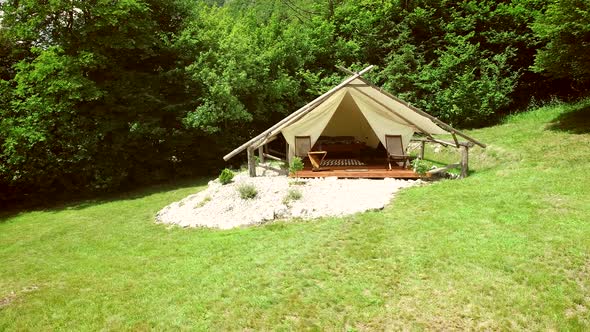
xmin=280 ymin=78 xmax=447 ymax=160
xmin=224 ymin=66 xmax=485 ymax=178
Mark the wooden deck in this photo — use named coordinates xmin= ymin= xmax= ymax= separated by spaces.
xmin=294 ymin=159 xmax=421 ymax=179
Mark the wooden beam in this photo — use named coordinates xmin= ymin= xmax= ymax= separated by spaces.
xmin=263 ymin=153 xmax=284 ymax=162
xmin=268 ymin=148 xmax=285 ymax=157
xmin=419 ymin=140 xmax=425 ymax=159
xmin=451 ymin=131 xmax=460 ymax=148
xmin=285 ymin=142 xmax=290 ymax=164
xmin=460 ymin=145 xmax=469 ymax=178
xmin=427 ymin=163 xmax=460 ymax=175
xmin=223 ymin=65 xmax=375 ymax=161
xmin=258 ymin=146 xmax=265 ymax=163
xmin=247 ymin=147 xmax=256 ymax=177
xmin=252 ymin=135 xmax=277 ymax=151
xmin=427 ymin=138 xmax=451 ymax=147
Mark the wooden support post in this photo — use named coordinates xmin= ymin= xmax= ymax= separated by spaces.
xmin=247 ymin=147 xmax=256 ymax=177
xmin=285 ymin=143 xmax=290 ymax=164
xmin=419 ymin=140 xmax=425 ymax=159
xmin=460 ymin=145 xmax=469 ymax=178
xmin=451 ymin=131 xmax=460 ymax=148
xmin=258 ymin=146 xmax=265 ymax=163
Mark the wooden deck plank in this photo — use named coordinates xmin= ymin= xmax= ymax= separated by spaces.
xmin=294 ymin=167 xmax=420 ymax=179
xmin=294 ymin=158 xmax=421 ymax=179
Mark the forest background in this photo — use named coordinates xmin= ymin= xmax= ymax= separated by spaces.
xmin=1 ymin=0 xmax=588 ymax=204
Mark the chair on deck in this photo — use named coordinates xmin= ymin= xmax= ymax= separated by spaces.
xmin=385 ymin=134 xmax=414 ymax=169
xmin=295 ymin=136 xmax=328 ymax=171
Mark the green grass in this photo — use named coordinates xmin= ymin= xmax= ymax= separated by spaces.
xmin=1 ymin=99 xmax=590 ymax=330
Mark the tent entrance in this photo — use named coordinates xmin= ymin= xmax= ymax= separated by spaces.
xmin=312 ymin=91 xmax=381 ymax=160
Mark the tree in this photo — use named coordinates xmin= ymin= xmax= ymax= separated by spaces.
xmin=533 ymin=0 xmax=590 ymax=85
xmin=0 ymin=0 xmax=196 ymax=202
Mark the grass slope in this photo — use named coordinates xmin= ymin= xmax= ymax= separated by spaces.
xmin=1 ymin=100 xmax=590 ymax=330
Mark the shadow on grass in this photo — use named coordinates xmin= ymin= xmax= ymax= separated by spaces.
xmin=547 ymin=104 xmax=590 ymax=134
xmin=0 ymin=177 xmax=210 ymax=222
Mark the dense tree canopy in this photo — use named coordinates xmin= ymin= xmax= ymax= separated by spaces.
xmin=532 ymin=0 xmax=590 ymax=84
xmin=0 ymin=0 xmax=588 ymax=204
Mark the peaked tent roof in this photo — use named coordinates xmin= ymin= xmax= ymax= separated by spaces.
xmin=280 ymin=80 xmax=447 ymax=159
xmin=223 ymin=66 xmax=485 ymax=161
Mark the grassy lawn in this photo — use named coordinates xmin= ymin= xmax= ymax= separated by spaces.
xmin=1 ymin=99 xmax=590 ymax=330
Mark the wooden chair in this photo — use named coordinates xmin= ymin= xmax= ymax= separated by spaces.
xmin=385 ymin=134 xmax=413 ymax=169
xmin=294 ymin=136 xmax=312 ymax=158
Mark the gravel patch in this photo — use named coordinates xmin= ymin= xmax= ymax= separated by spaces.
xmin=156 ymin=166 xmax=420 ymax=229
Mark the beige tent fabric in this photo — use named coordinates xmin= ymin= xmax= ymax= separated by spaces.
xmin=347 ymin=79 xmax=447 ymax=135
xmin=321 ymin=92 xmax=381 ymax=148
xmin=281 ymin=89 xmax=347 ymax=159
xmin=280 ymin=79 xmax=447 ymax=160
xmin=349 ymin=88 xmax=415 ymax=150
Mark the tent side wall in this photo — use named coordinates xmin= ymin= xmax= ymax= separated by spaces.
xmin=281 ymin=89 xmax=347 ymax=159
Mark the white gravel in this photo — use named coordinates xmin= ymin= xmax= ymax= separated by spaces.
xmin=156 ymin=166 xmax=420 ymax=229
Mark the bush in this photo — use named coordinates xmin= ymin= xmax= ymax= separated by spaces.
xmin=237 ymin=184 xmax=257 ymax=199
xmin=282 ymin=189 xmax=302 ymax=205
xmin=194 ymin=195 xmax=211 ymax=209
xmin=289 ymin=157 xmax=304 ymax=176
xmin=412 ymin=158 xmax=432 ymax=176
xmin=219 ymin=168 xmax=234 ymax=185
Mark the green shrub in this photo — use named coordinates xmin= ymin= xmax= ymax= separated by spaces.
xmin=412 ymin=158 xmax=432 ymax=176
xmin=194 ymin=196 xmax=211 ymax=209
xmin=219 ymin=168 xmax=234 ymax=185
xmin=282 ymin=189 xmax=302 ymax=205
xmin=289 ymin=157 xmax=304 ymax=176
xmin=237 ymin=184 xmax=257 ymax=199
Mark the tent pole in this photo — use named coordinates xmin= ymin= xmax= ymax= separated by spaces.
xmin=285 ymin=143 xmax=290 ymax=164
xmin=258 ymin=146 xmax=265 ymax=163
xmin=460 ymin=145 xmax=469 ymax=178
xmin=420 ymin=140 xmax=425 ymax=159
xmin=247 ymin=148 xmax=256 ymax=177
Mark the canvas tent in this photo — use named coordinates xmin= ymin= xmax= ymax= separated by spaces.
xmin=223 ymin=65 xmax=485 ymax=177
xmin=280 ymin=79 xmax=448 ymax=160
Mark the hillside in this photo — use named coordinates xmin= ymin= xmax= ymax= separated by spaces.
xmin=1 ymin=99 xmax=589 ymax=329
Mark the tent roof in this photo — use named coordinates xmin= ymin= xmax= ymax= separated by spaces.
xmin=223 ymin=66 xmax=485 ymax=161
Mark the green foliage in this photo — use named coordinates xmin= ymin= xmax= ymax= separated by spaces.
xmin=237 ymin=183 xmax=258 ymax=199
xmin=0 ymin=0 xmax=207 ymax=202
xmin=282 ymin=188 xmax=302 ymax=205
xmin=532 ymin=0 xmax=590 ymax=83
xmin=289 ymin=157 xmax=304 ymax=176
xmin=0 ymin=0 xmax=587 ymax=205
xmin=412 ymin=158 xmax=432 ymax=176
xmin=219 ymin=168 xmax=234 ymax=185
xmin=194 ymin=195 xmax=212 ymax=209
